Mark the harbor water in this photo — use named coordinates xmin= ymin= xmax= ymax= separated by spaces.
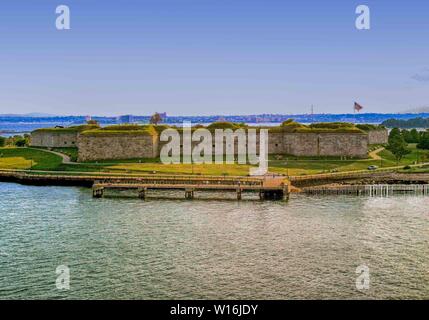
xmin=0 ymin=182 xmax=428 ymax=299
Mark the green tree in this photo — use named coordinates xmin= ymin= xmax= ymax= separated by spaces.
xmin=410 ymin=129 xmax=420 ymax=143
xmin=14 ymin=137 xmax=27 ymax=147
xmin=150 ymin=112 xmax=163 ymax=125
xmin=0 ymin=136 xmax=5 ymax=147
xmin=388 ymin=127 xmax=401 ymax=143
xmin=386 ymin=133 xmax=410 ymax=164
xmin=401 ymin=129 xmax=412 ymax=143
xmin=417 ymin=132 xmax=429 ymax=150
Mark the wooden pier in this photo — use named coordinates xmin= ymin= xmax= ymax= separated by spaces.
xmin=92 ymin=176 xmax=289 ymax=200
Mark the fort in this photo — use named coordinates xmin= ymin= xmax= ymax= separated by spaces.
xmin=30 ymin=121 xmax=388 ymax=162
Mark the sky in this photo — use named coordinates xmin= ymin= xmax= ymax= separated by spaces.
xmin=0 ymin=0 xmax=428 ymax=116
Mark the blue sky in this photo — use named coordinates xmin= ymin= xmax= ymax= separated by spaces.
xmin=0 ymin=0 xmax=428 ymax=116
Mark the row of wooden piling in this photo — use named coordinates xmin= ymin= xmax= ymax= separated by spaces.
xmin=304 ymin=184 xmax=429 ymax=196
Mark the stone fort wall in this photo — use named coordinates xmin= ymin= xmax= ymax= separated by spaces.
xmin=367 ymin=129 xmax=388 ymax=145
xmin=269 ymin=132 xmax=368 ymax=157
xmin=30 ymin=131 xmax=78 ymax=148
xmin=77 ymin=134 xmax=159 ymax=162
xmin=32 ymin=128 xmax=383 ymax=161
xmin=115 ymin=131 xmax=368 ymax=159
xmin=158 ymin=131 xmax=369 ymax=158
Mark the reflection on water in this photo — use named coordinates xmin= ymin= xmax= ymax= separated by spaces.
xmin=0 ymin=182 xmax=428 ymax=299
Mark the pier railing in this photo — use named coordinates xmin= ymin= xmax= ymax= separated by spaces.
xmin=304 ymin=184 xmax=429 ymax=196
xmin=290 ymin=163 xmax=429 ymax=182
xmin=93 ymin=176 xmax=264 ymax=187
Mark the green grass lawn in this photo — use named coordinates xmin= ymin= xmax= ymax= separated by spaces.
xmin=268 ymin=158 xmax=383 ymax=176
xmin=107 ymin=163 xmax=252 ymax=176
xmin=0 ymin=147 xmax=63 ymax=170
xmin=1 ymin=145 xmax=428 ymax=176
xmin=378 ymin=144 xmax=429 ymax=165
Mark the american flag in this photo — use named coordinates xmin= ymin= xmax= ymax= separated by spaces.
xmin=354 ymin=102 xmax=363 ymax=112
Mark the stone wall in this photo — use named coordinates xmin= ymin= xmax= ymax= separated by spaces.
xmin=30 ymin=131 xmax=78 ymax=148
xmin=367 ymin=129 xmax=388 ymax=145
xmin=78 ymin=130 xmax=369 ymax=161
xmin=32 ymin=127 xmax=370 ymax=161
xmin=280 ymin=132 xmax=368 ymax=157
xmin=158 ymin=130 xmax=262 ymax=157
xmin=77 ymin=134 xmax=159 ymax=162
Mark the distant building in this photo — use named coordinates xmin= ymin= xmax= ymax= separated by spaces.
xmin=117 ymin=115 xmax=134 ymax=124
xmin=85 ymin=115 xmax=92 ymax=122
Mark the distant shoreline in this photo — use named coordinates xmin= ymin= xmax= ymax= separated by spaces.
xmin=1 ymin=112 xmax=429 ymax=127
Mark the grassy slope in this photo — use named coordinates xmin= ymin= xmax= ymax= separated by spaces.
xmin=0 ymin=147 xmax=63 ymax=170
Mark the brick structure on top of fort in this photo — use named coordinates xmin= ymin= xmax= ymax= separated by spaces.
xmin=30 ymin=121 xmax=388 ymax=162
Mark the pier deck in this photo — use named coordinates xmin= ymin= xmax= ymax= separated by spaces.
xmin=92 ymin=176 xmax=289 ymax=200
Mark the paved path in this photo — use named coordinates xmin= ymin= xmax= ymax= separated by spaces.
xmin=27 ymin=147 xmax=73 ymax=164
xmin=368 ymin=147 xmax=384 ymax=160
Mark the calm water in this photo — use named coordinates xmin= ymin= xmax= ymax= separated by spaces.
xmin=0 ymin=182 xmax=428 ymax=299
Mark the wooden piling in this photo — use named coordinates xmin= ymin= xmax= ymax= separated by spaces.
xmin=236 ymin=188 xmax=242 ymax=200
xmin=92 ymin=187 xmax=104 ymax=198
xmin=185 ymin=188 xmax=194 ymax=200
xmin=282 ymin=183 xmax=289 ymax=201
xmin=138 ymin=187 xmax=146 ymax=200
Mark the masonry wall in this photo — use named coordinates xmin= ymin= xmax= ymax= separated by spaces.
xmin=158 ymin=130 xmax=262 ymax=157
xmin=76 ymin=130 xmax=368 ymax=161
xmin=367 ymin=129 xmax=388 ymax=145
xmin=30 ymin=131 xmax=78 ymax=148
xmin=77 ymin=134 xmax=159 ymax=162
xmin=278 ymin=132 xmax=368 ymax=157
xmin=157 ymin=131 xmax=368 ymax=158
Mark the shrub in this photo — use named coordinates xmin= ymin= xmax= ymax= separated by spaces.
xmin=280 ymin=120 xmax=305 ymax=132
xmin=207 ymin=122 xmax=246 ymax=130
xmin=356 ymin=124 xmax=385 ymax=131
xmin=309 ymin=122 xmax=355 ymax=129
xmin=0 ymin=136 xmax=5 ymax=147
xmin=15 ymin=138 xmax=27 ymax=147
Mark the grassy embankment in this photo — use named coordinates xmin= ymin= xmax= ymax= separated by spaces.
xmin=0 ymin=144 xmax=428 ymax=176
xmin=0 ymin=147 xmax=63 ymax=170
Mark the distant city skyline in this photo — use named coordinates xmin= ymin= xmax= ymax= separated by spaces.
xmin=1 ymin=1 xmax=428 ymax=116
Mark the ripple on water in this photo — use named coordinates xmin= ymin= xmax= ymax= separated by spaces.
xmin=0 ymin=183 xmax=428 ymax=299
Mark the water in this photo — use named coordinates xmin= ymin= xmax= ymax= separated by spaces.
xmin=0 ymin=182 xmax=428 ymax=299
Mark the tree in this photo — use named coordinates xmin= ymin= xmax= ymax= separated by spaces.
xmin=401 ymin=129 xmax=412 ymax=143
xmin=87 ymin=119 xmax=99 ymax=126
xmin=15 ymin=138 xmax=27 ymax=147
xmin=386 ymin=133 xmax=410 ymax=164
xmin=150 ymin=112 xmax=162 ymax=125
xmin=417 ymin=132 xmax=429 ymax=150
xmin=0 ymin=136 xmax=5 ymax=147
xmin=402 ymin=128 xmax=421 ymax=144
xmin=410 ymin=129 xmax=420 ymax=143
xmin=388 ymin=127 xmax=401 ymax=143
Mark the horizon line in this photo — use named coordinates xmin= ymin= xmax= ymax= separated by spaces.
xmin=2 ymin=112 xmax=429 ymax=118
